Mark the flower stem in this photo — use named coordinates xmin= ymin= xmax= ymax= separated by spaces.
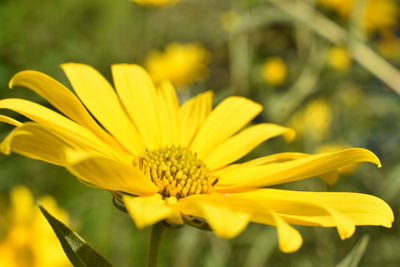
xmin=147 ymin=222 xmax=164 ymax=267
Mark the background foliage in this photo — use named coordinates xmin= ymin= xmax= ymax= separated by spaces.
xmin=1 ymin=0 xmax=399 ymax=266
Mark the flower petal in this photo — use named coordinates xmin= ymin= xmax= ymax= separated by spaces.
xmin=123 ymin=194 xmax=173 ymax=229
xmin=65 ymin=150 xmax=158 ymax=196
xmin=204 ymin=123 xmax=295 ymax=170
xmin=9 ymin=70 xmax=116 ymax=145
xmin=218 ymin=148 xmax=381 ymax=188
xmin=0 ymin=98 xmax=116 ymax=157
xmin=179 ymin=91 xmax=212 ymax=147
xmin=61 ymin=63 xmax=144 ymax=154
xmin=0 ymin=115 xmax=22 ymax=127
xmin=190 ymin=96 xmax=262 ymax=159
xmin=179 ymin=194 xmax=250 ymax=238
xmin=112 ymin=64 xmax=161 ymax=150
xmin=156 ymin=81 xmax=180 ymax=147
xmin=1 ymin=123 xmax=74 ymax=165
xmin=271 ymin=212 xmax=303 ymax=253
xmin=232 ymin=189 xmax=393 ymax=237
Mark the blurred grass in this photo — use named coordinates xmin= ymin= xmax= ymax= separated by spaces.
xmin=1 ymin=0 xmax=400 ymax=266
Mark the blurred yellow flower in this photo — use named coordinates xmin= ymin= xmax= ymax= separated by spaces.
xmin=317 ymin=0 xmax=398 ymax=33
xmin=376 ymin=32 xmax=400 ymax=60
xmin=326 ymin=46 xmax=352 ymax=71
xmin=220 ymin=10 xmax=241 ymax=32
xmin=132 ymin=0 xmax=179 ymax=7
xmin=0 ymin=64 xmax=393 ymax=253
xmin=145 ymin=43 xmax=210 ymax=87
xmin=290 ymin=99 xmax=332 ymax=142
xmin=0 ymin=186 xmax=70 ymax=267
xmin=261 ymin=57 xmax=287 ymax=86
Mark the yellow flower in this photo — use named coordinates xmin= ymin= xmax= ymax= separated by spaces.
xmin=289 ymin=99 xmax=332 ymax=143
xmin=220 ymin=10 xmax=241 ymax=32
xmin=317 ymin=0 xmax=398 ymax=33
xmin=0 ymin=64 xmax=393 ymax=253
xmin=145 ymin=43 xmax=210 ymax=87
xmin=132 ymin=0 xmax=179 ymax=7
xmin=0 ymin=186 xmax=70 ymax=267
xmin=261 ymin=57 xmax=287 ymax=86
xmin=326 ymin=46 xmax=352 ymax=71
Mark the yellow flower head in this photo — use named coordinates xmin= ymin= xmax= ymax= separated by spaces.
xmin=0 ymin=186 xmax=70 ymax=267
xmin=220 ymin=10 xmax=241 ymax=32
xmin=132 ymin=0 xmax=179 ymax=7
xmin=326 ymin=46 xmax=352 ymax=71
xmin=145 ymin=43 xmax=210 ymax=87
xmin=261 ymin=57 xmax=287 ymax=86
xmin=317 ymin=0 xmax=398 ymax=33
xmin=290 ymin=99 xmax=332 ymax=142
xmin=0 ymin=64 xmax=393 ymax=253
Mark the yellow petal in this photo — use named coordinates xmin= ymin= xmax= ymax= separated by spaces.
xmin=204 ymin=123 xmax=295 ymax=170
xmin=1 ymin=123 xmax=74 ymax=165
xmin=0 ymin=98 xmax=116 ymax=157
xmin=271 ymin=212 xmax=303 ymax=253
xmin=0 ymin=115 xmax=22 ymax=127
xmin=112 ymin=64 xmax=161 ymax=150
xmin=190 ymin=96 xmax=262 ymax=159
xmin=9 ymin=70 xmax=116 ymax=145
xmin=180 ymin=91 xmax=213 ymax=147
xmin=61 ymin=63 xmax=144 ymax=154
xmin=218 ymin=148 xmax=381 ymax=188
xmin=65 ymin=150 xmax=158 ymax=195
xmin=123 ymin=194 xmax=173 ymax=229
xmin=156 ymin=81 xmax=180 ymax=147
xmin=10 ymin=185 xmax=34 ymax=224
xmin=232 ymin=189 xmax=393 ymax=235
xmin=179 ymin=194 xmax=250 ymax=238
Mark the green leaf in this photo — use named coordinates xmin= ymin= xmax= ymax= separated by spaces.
xmin=335 ymin=235 xmax=369 ymax=267
xmin=38 ymin=202 xmax=114 ymax=267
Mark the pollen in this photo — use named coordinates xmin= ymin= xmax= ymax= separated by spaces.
xmin=135 ymin=146 xmax=217 ymax=198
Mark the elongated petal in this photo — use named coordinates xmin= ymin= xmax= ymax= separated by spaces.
xmin=156 ymin=81 xmax=180 ymax=147
xmin=61 ymin=63 xmax=144 ymax=154
xmin=1 ymin=123 xmax=74 ymax=165
xmin=204 ymin=124 xmax=295 ymax=170
xmin=65 ymin=150 xmax=158 ymax=195
xmin=112 ymin=64 xmax=161 ymax=150
xmin=218 ymin=148 xmax=381 ymax=188
xmin=271 ymin=212 xmax=303 ymax=253
xmin=123 ymin=194 xmax=173 ymax=229
xmin=190 ymin=97 xmax=262 ymax=159
xmin=232 ymin=189 xmax=393 ymax=236
xmin=179 ymin=194 xmax=250 ymax=238
xmin=0 ymin=115 xmax=22 ymax=126
xmin=0 ymin=98 xmax=116 ymax=157
xmin=9 ymin=70 xmax=117 ymax=145
xmin=180 ymin=91 xmax=212 ymax=147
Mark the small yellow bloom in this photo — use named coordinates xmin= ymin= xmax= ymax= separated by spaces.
xmin=145 ymin=43 xmax=210 ymax=87
xmin=376 ymin=32 xmax=400 ymax=60
xmin=290 ymin=99 xmax=332 ymax=142
xmin=132 ymin=0 xmax=179 ymax=7
xmin=327 ymin=46 xmax=352 ymax=71
xmin=0 ymin=64 xmax=393 ymax=253
xmin=0 ymin=186 xmax=70 ymax=267
xmin=220 ymin=10 xmax=241 ymax=32
xmin=317 ymin=0 xmax=398 ymax=33
xmin=261 ymin=57 xmax=287 ymax=86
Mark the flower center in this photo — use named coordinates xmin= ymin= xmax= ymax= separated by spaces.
xmin=136 ymin=147 xmax=217 ymax=198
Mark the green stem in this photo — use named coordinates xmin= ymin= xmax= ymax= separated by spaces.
xmin=147 ymin=222 xmax=164 ymax=267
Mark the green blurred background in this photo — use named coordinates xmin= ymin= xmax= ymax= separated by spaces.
xmin=1 ymin=0 xmax=399 ymax=266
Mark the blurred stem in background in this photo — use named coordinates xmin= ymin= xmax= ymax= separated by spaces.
xmin=267 ymin=0 xmax=400 ymax=95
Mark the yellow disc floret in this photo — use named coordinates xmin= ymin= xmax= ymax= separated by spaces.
xmin=135 ymin=147 xmax=216 ymax=198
